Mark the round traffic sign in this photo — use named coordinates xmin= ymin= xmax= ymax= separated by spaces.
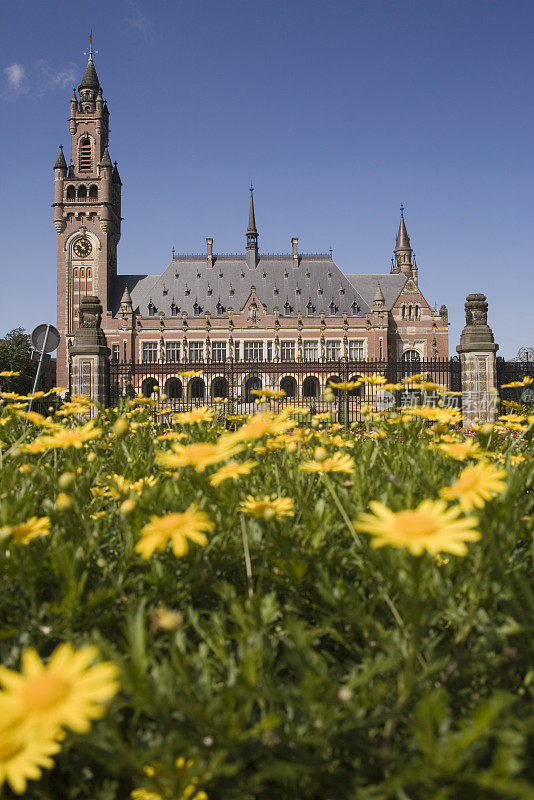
xmin=32 ymin=324 xmax=60 ymax=354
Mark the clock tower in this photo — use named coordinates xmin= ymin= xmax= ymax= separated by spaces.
xmin=53 ymin=46 xmax=121 ymax=387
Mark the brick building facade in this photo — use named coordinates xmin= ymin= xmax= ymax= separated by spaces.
xmin=54 ymin=54 xmax=449 ymax=396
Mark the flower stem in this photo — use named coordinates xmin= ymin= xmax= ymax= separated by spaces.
xmin=240 ymin=516 xmax=254 ymax=599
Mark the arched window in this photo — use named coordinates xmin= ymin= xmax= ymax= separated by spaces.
xmin=349 ymin=375 xmax=363 ymax=397
xmin=401 ymin=305 xmax=406 ymax=320
xmin=89 ymin=184 xmax=98 ymax=199
xmin=280 ymin=376 xmax=297 ymax=398
xmin=402 ymin=349 xmax=421 ymax=364
xmin=211 ymin=377 xmax=229 ymax=399
xmin=415 ymin=305 xmax=420 ymax=320
xmin=164 ymin=378 xmax=183 ymax=399
xmin=79 ymin=138 xmax=92 ymax=172
xmin=86 ymin=268 xmax=92 ymax=279
xmin=408 ymin=305 xmax=412 ymax=320
xmin=77 ymin=184 xmax=87 ymax=199
xmin=66 ymin=185 xmax=76 ymax=199
xmin=244 ymin=376 xmax=261 ymax=402
xmin=80 ymin=268 xmax=85 ymax=278
xmin=141 ymin=378 xmax=158 ymax=397
xmin=401 ymin=349 xmax=421 ymax=377
xmin=73 ymin=268 xmax=78 ymax=278
xmin=302 ymin=376 xmax=320 ymax=398
xmin=188 ymin=377 xmax=205 ymax=400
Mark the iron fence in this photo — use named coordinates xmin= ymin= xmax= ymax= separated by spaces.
xmin=496 ymin=356 xmax=534 ymax=414
xmin=109 ymin=358 xmax=462 ymax=423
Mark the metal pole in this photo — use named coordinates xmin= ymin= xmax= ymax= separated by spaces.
xmin=28 ymin=325 xmax=50 ymax=413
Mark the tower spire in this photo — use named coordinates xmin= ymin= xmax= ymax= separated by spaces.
xmin=246 ymin=184 xmax=259 ymax=268
xmin=392 ymin=205 xmax=413 ymax=275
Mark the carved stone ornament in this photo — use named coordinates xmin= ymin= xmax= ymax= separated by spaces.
xmin=457 ymin=293 xmax=498 ymax=355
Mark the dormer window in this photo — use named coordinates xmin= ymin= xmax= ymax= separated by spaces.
xmin=170 ymin=300 xmax=179 ymax=316
xmin=273 ymin=286 xmax=279 ymax=296
xmin=207 ymin=284 xmax=212 ymax=296
xmin=216 ymin=300 xmax=224 ymax=314
xmin=318 ymin=287 xmax=323 ymax=296
xmin=351 ymin=301 xmax=359 ymax=314
xmin=193 ymin=300 xmax=202 ymax=315
xmin=296 ymin=287 xmax=301 ymax=295
xmin=307 ymin=300 xmax=315 ymax=315
xmin=284 ymin=300 xmax=291 ymax=314
xmin=79 ymin=138 xmax=92 ymax=172
xmin=148 ymin=300 xmax=156 ymax=316
xmin=184 ymin=285 xmax=190 ymax=296
xmin=229 ymin=286 xmax=235 ymax=296
xmin=339 ymin=288 xmax=345 ymax=295
xmin=305 ymin=271 xmax=310 ymax=279
xmin=262 ymin=271 xmax=267 ymax=278
xmin=329 ymin=301 xmax=337 ymax=315
xmin=162 ymin=284 xmax=168 ymax=296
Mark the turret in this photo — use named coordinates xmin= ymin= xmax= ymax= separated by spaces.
xmin=53 ymin=145 xmax=67 ymax=233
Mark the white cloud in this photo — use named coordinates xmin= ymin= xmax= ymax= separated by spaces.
xmin=127 ymin=1 xmax=152 ymax=40
xmin=5 ymin=63 xmax=26 ymax=91
xmin=37 ymin=59 xmax=77 ymax=91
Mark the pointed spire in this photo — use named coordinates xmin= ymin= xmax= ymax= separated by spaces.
xmin=71 ymin=88 xmax=77 ymax=103
xmin=112 ymin=160 xmax=121 ymax=184
xmin=79 ymin=55 xmax=100 ymax=91
xmin=100 ymin=146 xmax=112 ymax=167
xmin=246 ymin=183 xmax=258 ymax=239
xmin=120 ymin=285 xmax=132 ymax=305
xmin=373 ymin=282 xmax=385 ymax=306
xmin=246 ymin=184 xmax=259 ymax=269
xmin=395 ymin=209 xmax=411 ymax=252
xmin=54 ymin=145 xmax=67 ymax=171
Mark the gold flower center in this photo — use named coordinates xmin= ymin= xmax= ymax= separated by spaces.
xmin=22 ymin=674 xmax=70 ymax=709
xmin=393 ymin=511 xmax=439 ymax=537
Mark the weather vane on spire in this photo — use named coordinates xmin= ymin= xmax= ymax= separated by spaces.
xmin=400 ymin=203 xmax=404 ymax=217
xmin=84 ymin=31 xmax=98 ymax=60
xmin=250 ymin=182 xmax=254 ymax=194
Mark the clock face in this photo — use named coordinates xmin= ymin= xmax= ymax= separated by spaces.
xmin=73 ymin=237 xmax=92 ymax=259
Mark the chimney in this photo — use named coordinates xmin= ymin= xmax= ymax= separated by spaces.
xmin=206 ymin=237 xmax=213 ymax=268
xmin=292 ymin=237 xmax=299 ymax=268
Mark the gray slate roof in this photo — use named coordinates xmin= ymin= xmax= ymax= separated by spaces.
xmin=345 ymin=273 xmax=407 ymax=311
xmin=112 ymin=255 xmax=371 ymax=319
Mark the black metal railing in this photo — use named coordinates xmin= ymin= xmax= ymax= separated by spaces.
xmin=108 ymin=358 xmax=462 ymax=422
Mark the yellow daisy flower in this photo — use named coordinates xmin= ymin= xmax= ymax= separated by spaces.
xmin=209 ymin=459 xmax=258 ymax=486
xmin=0 ymin=644 xmax=119 ymax=735
xmin=0 ymin=720 xmax=61 ymax=795
xmin=230 ymin=412 xmax=294 ymax=442
xmin=155 ymin=438 xmax=243 ymax=473
xmin=135 ymin=505 xmax=214 ymax=559
xmin=436 ymin=439 xmax=482 ymax=461
xmin=327 ymin=380 xmax=362 ymax=391
xmin=250 ymin=388 xmax=286 ymax=398
xmin=300 ymin=452 xmax=355 ymax=474
xmin=0 ymin=370 xmax=20 ymax=378
xmin=173 ymin=407 xmax=214 ymax=424
xmin=179 ymin=370 xmax=204 ymax=378
xmin=0 ymin=516 xmax=51 ymax=545
xmin=238 ymin=495 xmax=294 ymax=521
xmin=23 ymin=421 xmax=102 ymax=452
xmin=500 ymin=377 xmax=533 ymax=388
xmin=361 ymin=374 xmax=387 ymax=385
xmin=353 ymin=499 xmax=480 ymax=556
xmin=440 ymin=463 xmax=507 ymax=511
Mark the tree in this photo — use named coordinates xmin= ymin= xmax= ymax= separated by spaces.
xmin=0 ymin=328 xmax=37 ymax=394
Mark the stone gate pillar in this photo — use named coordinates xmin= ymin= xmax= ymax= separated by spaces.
xmin=70 ymin=296 xmax=110 ymax=408
xmin=457 ymin=293 xmax=498 ymax=425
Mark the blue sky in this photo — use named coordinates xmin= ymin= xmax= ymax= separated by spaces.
xmin=1 ymin=0 xmax=532 ymax=357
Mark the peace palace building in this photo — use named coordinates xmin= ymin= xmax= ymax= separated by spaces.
xmin=54 ymin=53 xmax=449 ymax=395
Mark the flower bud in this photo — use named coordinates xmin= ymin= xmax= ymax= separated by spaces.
xmin=55 ymin=493 xmax=72 ymax=510
xmin=112 ymin=417 xmax=129 ymax=436
xmin=120 ymin=498 xmax=136 ymax=515
xmin=58 ymin=472 xmax=75 ymax=490
xmin=314 ymin=446 xmax=327 ymax=461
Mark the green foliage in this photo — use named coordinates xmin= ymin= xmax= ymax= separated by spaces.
xmin=0 ymin=402 xmax=533 ymax=799
xmin=0 ymin=327 xmax=36 ymax=394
